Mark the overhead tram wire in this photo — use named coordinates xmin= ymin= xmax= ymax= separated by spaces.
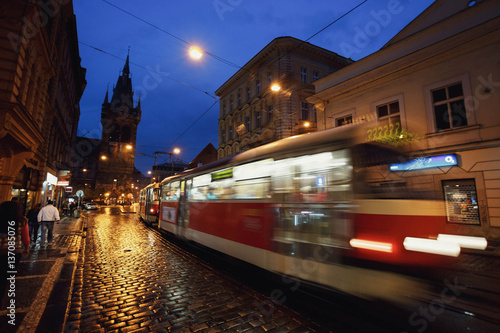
xmin=96 ymin=1 xmax=368 ymax=151
xmin=101 ymin=0 xmax=242 ymax=70
xmin=169 ymin=99 xmax=219 ymax=148
xmin=134 ymin=1 xmax=368 ymax=151
xmin=79 ymin=41 xmax=218 ymax=99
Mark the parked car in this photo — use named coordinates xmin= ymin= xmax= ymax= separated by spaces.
xmin=84 ymin=202 xmax=99 ymax=210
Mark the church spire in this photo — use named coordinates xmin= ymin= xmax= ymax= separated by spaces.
xmin=123 ymin=47 xmax=130 ymax=76
xmin=103 ymin=83 xmax=109 ymax=104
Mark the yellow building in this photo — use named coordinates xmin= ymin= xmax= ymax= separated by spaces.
xmin=308 ymin=0 xmax=500 ymax=239
xmin=215 ymin=36 xmax=352 ymax=159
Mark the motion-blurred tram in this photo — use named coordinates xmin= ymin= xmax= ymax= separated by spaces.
xmin=140 ymin=125 xmax=487 ymax=301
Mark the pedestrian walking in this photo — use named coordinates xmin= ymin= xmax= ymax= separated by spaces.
xmin=37 ymin=200 xmax=60 ymax=246
xmin=70 ymin=202 xmax=76 ymax=217
xmin=26 ymin=203 xmax=42 ymax=246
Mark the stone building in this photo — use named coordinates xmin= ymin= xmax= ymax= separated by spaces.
xmin=308 ymin=0 xmax=500 ymax=240
xmin=0 ymin=0 xmax=86 ymax=210
xmin=72 ymin=56 xmax=142 ymax=203
xmin=215 ymin=36 xmax=352 ymax=159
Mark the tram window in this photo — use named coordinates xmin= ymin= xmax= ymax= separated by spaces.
xmin=162 ymin=181 xmax=180 ymax=201
xmin=272 ymin=150 xmax=351 ymax=202
xmin=233 ymin=178 xmax=271 ymax=199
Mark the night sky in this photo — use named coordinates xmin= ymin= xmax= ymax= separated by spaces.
xmin=73 ymin=0 xmax=434 ymax=174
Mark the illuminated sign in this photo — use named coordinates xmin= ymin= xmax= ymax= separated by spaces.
xmin=46 ymin=172 xmax=57 ymax=185
xmin=57 ymin=181 xmax=70 ymax=186
xmin=315 ymin=176 xmax=325 ymax=187
xmin=211 ymin=168 xmax=233 ymax=181
xmin=389 ymin=154 xmax=458 ymax=171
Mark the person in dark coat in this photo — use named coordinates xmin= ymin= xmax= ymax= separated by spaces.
xmin=26 ymin=203 xmax=42 ymax=246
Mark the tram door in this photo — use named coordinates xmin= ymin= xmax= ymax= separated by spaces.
xmin=177 ymin=179 xmax=190 ymax=235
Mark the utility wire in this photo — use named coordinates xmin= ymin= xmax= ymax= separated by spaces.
xmin=169 ymin=100 xmax=219 ymax=148
xmin=102 ymin=0 xmax=242 ymax=69
xmin=79 ymin=41 xmax=218 ymax=99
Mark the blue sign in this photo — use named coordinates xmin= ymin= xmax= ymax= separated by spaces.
xmin=316 ymin=176 xmax=325 ymax=187
xmin=389 ymin=154 xmax=458 ymax=171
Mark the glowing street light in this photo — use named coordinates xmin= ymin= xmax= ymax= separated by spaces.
xmin=173 ymin=147 xmax=181 ymax=155
xmin=126 ymin=144 xmax=133 ymax=150
xmin=189 ymin=47 xmax=203 ymax=60
xmin=271 ymin=84 xmax=281 ymax=92
xmin=100 ymin=155 xmax=107 ymax=160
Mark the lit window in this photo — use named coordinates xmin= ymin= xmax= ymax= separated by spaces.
xmin=336 ymin=115 xmax=352 ymax=127
xmin=377 ymin=101 xmax=400 ymax=128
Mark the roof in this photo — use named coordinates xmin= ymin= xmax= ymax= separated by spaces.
xmin=214 ymin=36 xmax=352 ymax=96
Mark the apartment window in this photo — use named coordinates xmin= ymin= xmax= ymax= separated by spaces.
xmin=221 ymin=127 xmax=226 ymax=143
xmin=256 ymin=80 xmax=261 ymax=94
xmin=267 ymin=105 xmax=274 ymax=123
xmin=222 ymin=101 xmax=227 ymax=116
xmin=300 ymin=67 xmax=308 ymax=83
xmin=267 ymin=72 xmax=273 ymax=85
xmin=301 ymin=102 xmax=310 ymax=121
xmin=245 ymin=116 xmax=250 ymax=132
xmin=255 ymin=111 xmax=261 ymax=128
xmin=229 ymin=99 xmax=234 ymax=112
xmin=312 ymin=71 xmax=319 ymax=82
xmin=336 ymin=115 xmax=352 ymax=127
xmin=246 ymin=87 xmax=251 ymax=101
xmin=377 ymin=101 xmax=400 ymax=127
xmin=229 ymin=126 xmax=233 ymax=140
xmin=431 ymin=83 xmax=467 ymax=131
xmin=442 ymin=179 xmax=480 ymax=225
xmin=237 ymin=92 xmax=242 ymax=107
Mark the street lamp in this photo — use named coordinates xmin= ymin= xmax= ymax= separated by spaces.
xmin=189 ymin=47 xmax=203 ymax=60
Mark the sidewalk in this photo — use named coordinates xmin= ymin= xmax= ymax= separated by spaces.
xmin=0 ymin=213 xmax=86 ymax=333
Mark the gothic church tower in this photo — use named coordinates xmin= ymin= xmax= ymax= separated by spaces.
xmin=96 ymin=54 xmax=141 ymax=197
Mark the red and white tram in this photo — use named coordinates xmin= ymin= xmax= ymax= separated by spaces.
xmin=144 ymin=125 xmax=487 ymax=301
xmin=138 ymin=183 xmax=160 ymax=226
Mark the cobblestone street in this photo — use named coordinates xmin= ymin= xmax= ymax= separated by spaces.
xmin=65 ymin=207 xmax=329 ymax=333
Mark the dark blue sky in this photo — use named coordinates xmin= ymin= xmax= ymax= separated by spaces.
xmin=73 ymin=0 xmax=434 ymax=174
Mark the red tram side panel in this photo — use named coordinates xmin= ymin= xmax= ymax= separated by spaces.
xmin=188 ymin=202 xmax=274 ymax=250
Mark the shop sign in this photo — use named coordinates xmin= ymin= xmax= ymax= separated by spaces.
xmin=46 ymin=172 xmax=57 ymax=185
xmin=65 ymin=187 xmax=73 ymax=193
xmin=57 ymin=180 xmax=70 ymax=186
xmin=389 ymin=154 xmax=458 ymax=171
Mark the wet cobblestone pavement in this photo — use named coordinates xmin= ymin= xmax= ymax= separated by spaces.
xmin=65 ymin=207 xmax=329 ymax=332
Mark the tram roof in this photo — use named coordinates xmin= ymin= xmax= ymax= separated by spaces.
xmin=158 ymin=123 xmax=406 ymax=184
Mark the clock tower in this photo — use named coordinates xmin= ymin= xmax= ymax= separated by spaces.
xmin=97 ymin=54 xmax=141 ymax=197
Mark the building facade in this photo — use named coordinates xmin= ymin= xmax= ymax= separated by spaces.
xmin=72 ymin=56 xmax=142 ymax=203
xmin=308 ymin=0 xmax=500 ymax=240
xmin=0 ymin=0 xmax=86 ymax=210
xmin=215 ymin=36 xmax=352 ymax=159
